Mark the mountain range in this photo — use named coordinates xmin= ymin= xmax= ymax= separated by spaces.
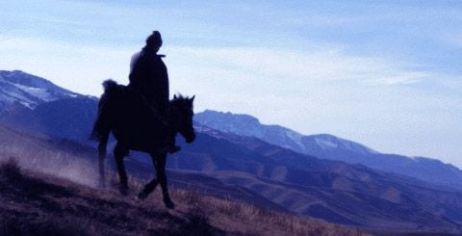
xmin=195 ymin=110 xmax=462 ymax=190
xmin=1 ymin=70 xmax=462 ymax=233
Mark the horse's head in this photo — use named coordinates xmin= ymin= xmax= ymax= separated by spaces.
xmin=170 ymin=95 xmax=196 ymax=143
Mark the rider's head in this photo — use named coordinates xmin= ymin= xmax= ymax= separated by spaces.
xmin=146 ymin=31 xmax=162 ymax=52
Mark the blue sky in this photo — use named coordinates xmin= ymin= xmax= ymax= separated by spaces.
xmin=1 ymin=1 xmax=461 ymax=166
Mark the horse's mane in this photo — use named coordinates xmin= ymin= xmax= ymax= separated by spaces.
xmin=170 ymin=94 xmax=194 ymax=109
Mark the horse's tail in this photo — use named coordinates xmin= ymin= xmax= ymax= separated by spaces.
xmin=90 ymin=79 xmax=119 ymax=141
xmin=102 ymin=79 xmax=119 ymax=92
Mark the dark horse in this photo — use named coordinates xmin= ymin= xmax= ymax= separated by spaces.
xmin=91 ymin=80 xmax=196 ymax=209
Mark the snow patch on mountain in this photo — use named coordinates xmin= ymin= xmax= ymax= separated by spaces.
xmin=315 ymin=137 xmax=338 ymax=149
xmin=14 ymin=84 xmax=58 ymax=102
xmin=307 ymin=134 xmax=377 ymax=154
xmin=284 ymin=129 xmax=305 ymax=151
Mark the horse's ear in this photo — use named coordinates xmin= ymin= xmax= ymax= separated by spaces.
xmin=173 ymin=94 xmax=177 ymax=99
xmin=191 ymin=95 xmax=195 ymax=102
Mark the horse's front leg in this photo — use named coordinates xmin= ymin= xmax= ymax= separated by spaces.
xmin=138 ymin=155 xmax=159 ymax=200
xmin=114 ymin=143 xmax=129 ymax=195
xmin=156 ymin=154 xmax=174 ymax=209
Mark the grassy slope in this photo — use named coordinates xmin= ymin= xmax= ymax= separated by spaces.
xmin=0 ymin=159 xmax=366 ymax=236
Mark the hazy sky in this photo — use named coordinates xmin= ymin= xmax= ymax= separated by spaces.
xmin=1 ymin=1 xmax=461 ymax=166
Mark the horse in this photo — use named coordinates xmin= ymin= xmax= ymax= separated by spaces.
xmin=91 ymin=80 xmax=196 ymax=209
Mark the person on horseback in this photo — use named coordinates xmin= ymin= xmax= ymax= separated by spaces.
xmin=128 ymin=31 xmax=180 ymax=154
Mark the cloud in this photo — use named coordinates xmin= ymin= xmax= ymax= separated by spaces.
xmin=164 ymin=45 xmax=462 ymax=166
xmin=369 ymin=72 xmax=428 ymax=86
xmin=167 ymin=46 xmax=428 ymax=87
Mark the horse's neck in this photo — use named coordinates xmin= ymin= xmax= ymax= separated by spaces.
xmin=168 ymin=106 xmax=180 ymax=132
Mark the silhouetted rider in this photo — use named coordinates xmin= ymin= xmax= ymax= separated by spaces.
xmin=129 ymin=31 xmax=169 ymax=114
xmin=128 ymin=31 xmax=179 ymax=153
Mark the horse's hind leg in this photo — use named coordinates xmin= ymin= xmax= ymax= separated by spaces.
xmin=114 ymin=143 xmax=129 ymax=195
xmin=157 ymin=154 xmax=175 ymax=209
xmin=98 ymin=141 xmax=107 ymax=188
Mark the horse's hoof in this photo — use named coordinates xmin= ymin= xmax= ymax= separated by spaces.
xmin=138 ymin=191 xmax=149 ymax=200
xmin=119 ymin=185 xmax=129 ymax=196
xmin=164 ymin=199 xmax=175 ymax=209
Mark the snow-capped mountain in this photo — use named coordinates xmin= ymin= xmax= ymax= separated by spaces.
xmin=0 ymin=70 xmax=79 ymax=112
xmin=195 ymin=109 xmax=462 ymax=190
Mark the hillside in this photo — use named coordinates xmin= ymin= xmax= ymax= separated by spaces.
xmin=2 ymin=123 xmax=462 ymax=234
xmin=0 ymin=124 xmax=285 ymax=213
xmin=0 ymin=159 xmax=365 ymax=236
xmin=173 ymin=127 xmax=462 ymax=232
xmin=0 ymin=125 xmax=363 ymax=235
